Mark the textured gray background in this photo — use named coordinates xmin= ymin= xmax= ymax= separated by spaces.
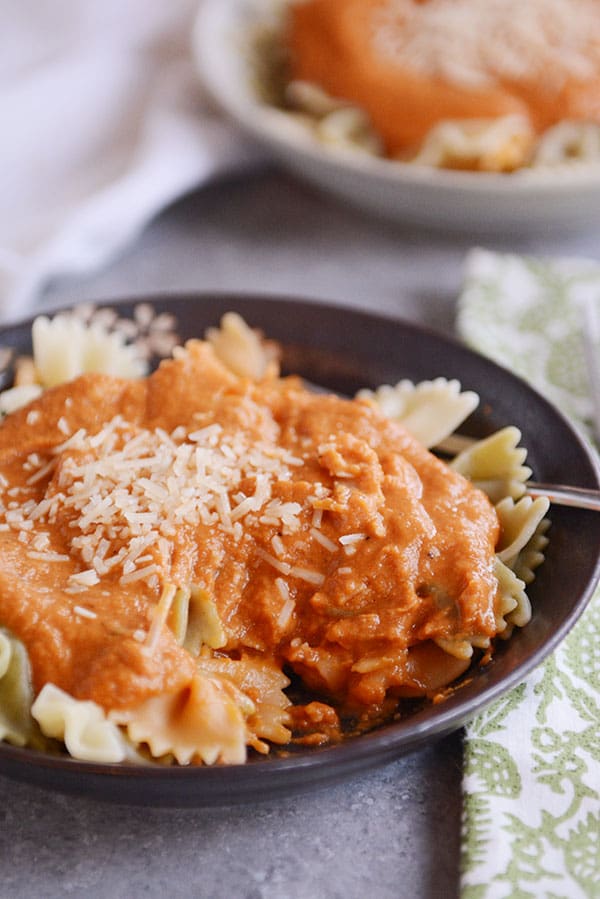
xmin=2 ymin=167 xmax=599 ymax=899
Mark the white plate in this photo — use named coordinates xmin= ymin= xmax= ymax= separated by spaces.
xmin=193 ymin=0 xmax=600 ymax=233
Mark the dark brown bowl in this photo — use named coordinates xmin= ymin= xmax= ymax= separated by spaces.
xmin=1 ymin=293 xmax=599 ymax=806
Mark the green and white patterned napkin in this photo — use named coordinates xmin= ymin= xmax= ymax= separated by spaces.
xmin=457 ymin=249 xmax=600 ymax=899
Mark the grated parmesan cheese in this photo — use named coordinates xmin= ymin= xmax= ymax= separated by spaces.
xmin=143 ymin=583 xmax=177 ymax=655
xmin=2 ymin=417 xmax=311 ymax=588
xmin=256 ymin=548 xmax=292 ymax=576
xmin=339 ymin=533 xmax=367 ymax=546
xmin=310 ymin=527 xmax=337 ymax=552
xmin=275 ymin=577 xmax=290 ymax=601
xmin=68 ymin=570 xmax=100 ymax=588
xmin=288 ymin=565 xmax=325 ymax=586
xmin=27 ymin=550 xmax=70 ymax=563
xmin=57 ymin=416 xmax=71 ymax=436
xmin=374 ymin=0 xmax=600 ymax=92
xmin=271 ymin=534 xmax=285 ymax=557
xmin=277 ymin=598 xmax=296 ymax=629
xmin=73 ymin=605 xmax=97 ymax=620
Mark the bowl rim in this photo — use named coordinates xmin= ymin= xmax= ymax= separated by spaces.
xmin=1 ymin=290 xmax=599 ymax=806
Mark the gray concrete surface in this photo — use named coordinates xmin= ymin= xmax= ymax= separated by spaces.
xmin=1 ymin=736 xmax=463 ymax=899
xmin=2 ymin=166 xmax=599 ymax=899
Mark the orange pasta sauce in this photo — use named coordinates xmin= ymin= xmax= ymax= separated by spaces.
xmin=0 ymin=341 xmax=500 ymax=737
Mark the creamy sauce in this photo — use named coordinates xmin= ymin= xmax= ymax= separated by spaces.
xmin=0 ymin=341 xmax=500 ymax=728
xmin=286 ymin=0 xmax=600 ymax=156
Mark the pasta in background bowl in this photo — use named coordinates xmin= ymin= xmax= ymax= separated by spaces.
xmin=193 ymin=0 xmax=600 ymax=233
xmin=0 ymin=294 xmax=598 ymax=806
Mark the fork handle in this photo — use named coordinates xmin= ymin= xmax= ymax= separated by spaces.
xmin=527 ymin=481 xmax=600 ymax=511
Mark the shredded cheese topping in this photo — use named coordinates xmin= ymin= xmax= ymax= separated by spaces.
xmin=0 ymin=415 xmax=307 ymax=589
xmin=374 ymin=0 xmax=600 ymax=91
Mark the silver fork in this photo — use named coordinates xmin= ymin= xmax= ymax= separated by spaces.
xmin=436 ymin=433 xmax=600 ymax=512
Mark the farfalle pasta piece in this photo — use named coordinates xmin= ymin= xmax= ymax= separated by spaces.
xmin=197 ymin=654 xmax=292 ymax=748
xmin=534 ymin=121 xmax=600 ymax=166
xmin=511 ymin=518 xmax=551 ymax=585
xmin=316 ymin=107 xmax=382 ymax=155
xmin=32 ymin=313 xmax=147 ymax=388
xmin=31 ymin=683 xmax=135 ymax=763
xmin=494 ymin=558 xmax=531 ymax=633
xmin=0 ymin=384 xmax=43 ymax=417
xmin=205 ymin=312 xmax=279 ymax=380
xmin=0 ymin=630 xmax=10 ymax=680
xmin=187 ymin=587 xmax=227 ymax=655
xmin=356 ymin=378 xmax=479 ymax=449
xmin=410 ymin=115 xmax=535 ymax=172
xmin=286 ymin=79 xmax=349 ymax=118
xmin=495 ymin=495 xmax=551 ymax=567
xmin=167 ymin=586 xmax=227 ymax=655
xmin=285 ymin=80 xmax=382 ymax=154
xmin=0 ymin=629 xmax=41 ymax=748
xmin=450 ymin=426 xmax=532 ymax=503
xmin=112 ymin=673 xmax=251 ymax=766
xmin=166 ymin=586 xmax=191 ymax=646
xmin=434 ymin=634 xmax=491 ymax=661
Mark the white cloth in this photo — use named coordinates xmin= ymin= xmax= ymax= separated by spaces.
xmin=0 ymin=0 xmax=262 ymax=321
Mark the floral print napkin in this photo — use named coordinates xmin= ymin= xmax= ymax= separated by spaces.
xmin=457 ymin=249 xmax=600 ymax=899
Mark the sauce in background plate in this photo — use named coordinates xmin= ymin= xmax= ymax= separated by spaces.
xmin=286 ymin=0 xmax=600 ymax=158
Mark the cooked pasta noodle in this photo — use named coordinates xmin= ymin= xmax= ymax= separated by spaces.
xmin=511 ymin=518 xmax=551 ymax=586
xmin=0 ymin=384 xmax=43 ymax=417
xmin=110 ymin=674 xmax=251 ymax=766
xmin=169 ymin=586 xmax=227 ymax=654
xmin=493 ymin=559 xmax=530 ymax=633
xmin=534 ymin=121 xmax=600 ymax=167
xmin=31 ymin=684 xmax=137 ymax=764
xmin=32 ymin=313 xmax=147 ymax=386
xmin=0 ymin=630 xmax=44 ymax=749
xmin=495 ymin=496 xmax=551 ymax=567
xmin=450 ymin=426 xmax=532 ymax=503
xmin=357 ymin=378 xmax=479 ymax=449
